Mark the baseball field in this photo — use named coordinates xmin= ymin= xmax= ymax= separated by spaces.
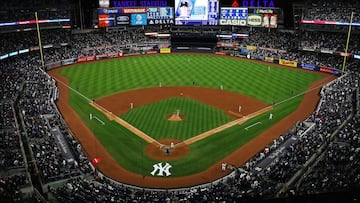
xmin=49 ymin=53 xmax=335 ymax=188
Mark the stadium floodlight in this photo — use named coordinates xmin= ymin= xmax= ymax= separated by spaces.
xmin=342 ymin=11 xmax=355 ymax=75
xmin=35 ymin=12 xmax=45 ymax=69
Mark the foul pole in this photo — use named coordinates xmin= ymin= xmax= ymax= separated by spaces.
xmin=341 ymin=11 xmax=354 ymax=75
xmin=35 ymin=12 xmax=45 ymax=69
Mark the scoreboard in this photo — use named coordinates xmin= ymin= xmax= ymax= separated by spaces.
xmin=97 ymin=4 xmax=279 ymax=27
xmin=174 ymin=0 xmax=219 ymax=25
xmin=219 ymin=7 xmax=247 ymax=26
xmin=147 ymin=7 xmax=174 ymax=25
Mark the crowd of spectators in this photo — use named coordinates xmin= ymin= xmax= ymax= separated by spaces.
xmin=15 ymin=58 xmax=92 ymax=184
xmin=0 ymin=174 xmax=31 ymax=201
xmin=0 ymin=0 xmax=71 ymax=23
xmin=0 ymin=29 xmax=71 ymax=55
xmin=303 ymin=0 xmax=360 ymax=22
xmin=233 ymin=28 xmax=360 ymax=70
xmin=299 ymin=31 xmax=360 ymax=54
xmin=239 ymin=29 xmax=298 ymax=52
xmin=0 ymin=51 xmax=92 ymax=201
xmin=0 ymin=131 xmax=24 ymax=170
xmin=0 ymin=102 xmax=17 ymax=129
xmin=288 ymin=73 xmax=360 ymax=196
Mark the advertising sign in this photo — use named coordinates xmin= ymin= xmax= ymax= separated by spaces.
xmin=131 ymin=13 xmax=147 ymax=25
xmin=147 ymin=7 xmax=174 ymax=25
xmin=219 ymin=7 xmax=247 ymax=26
xmin=262 ymin=14 xmax=277 ymax=28
xmin=247 ymin=14 xmax=262 ymax=26
xmin=279 ymin=59 xmax=297 ymax=67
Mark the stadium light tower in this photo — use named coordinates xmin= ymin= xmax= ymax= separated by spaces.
xmin=341 ymin=11 xmax=355 ymax=75
xmin=35 ymin=12 xmax=45 ymax=69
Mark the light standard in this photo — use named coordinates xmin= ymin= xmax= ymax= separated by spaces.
xmin=341 ymin=11 xmax=355 ymax=75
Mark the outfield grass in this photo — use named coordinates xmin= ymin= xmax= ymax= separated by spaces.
xmin=60 ymin=54 xmax=322 ymax=104
xmin=59 ymin=54 xmax=324 ymax=177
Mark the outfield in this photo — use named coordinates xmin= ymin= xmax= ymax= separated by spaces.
xmin=56 ymin=54 xmax=325 ymax=179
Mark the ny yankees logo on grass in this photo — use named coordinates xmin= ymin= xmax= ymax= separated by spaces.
xmin=150 ymin=162 xmax=172 ymax=176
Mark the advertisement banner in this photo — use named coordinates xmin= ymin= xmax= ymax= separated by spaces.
xmin=247 ymin=14 xmax=262 ymax=27
xmin=262 ymin=14 xmax=277 ymax=28
xmin=86 ymin=56 xmax=95 ymax=61
xmin=259 ymin=47 xmax=286 ymax=53
xmin=62 ymin=58 xmax=76 ymax=65
xmin=160 ymin=48 xmax=171 ymax=53
xmin=265 ymin=57 xmax=274 ymax=63
xmin=299 ymin=63 xmax=319 ymax=71
xmin=77 ymin=56 xmax=87 ymax=63
xmin=320 ymin=49 xmax=334 ymax=54
xmin=220 ymin=7 xmax=247 ymax=26
xmin=302 ymin=47 xmax=315 ymax=52
xmin=246 ymin=45 xmax=257 ymax=50
xmin=146 ymin=51 xmax=158 ymax=54
xmin=116 ymin=15 xmax=130 ymax=25
xmin=240 ymin=48 xmax=247 ymax=54
xmin=123 ymin=8 xmax=147 ymax=14
xmin=98 ymin=8 xmax=122 ymax=14
xmin=96 ymin=54 xmax=108 ymax=60
xmin=99 ymin=14 xmax=111 ymax=27
xmin=107 ymin=52 xmax=118 ymax=57
xmin=339 ymin=52 xmax=352 ymax=57
xmin=148 ymin=19 xmax=174 ymax=25
xmin=46 ymin=61 xmax=62 ymax=70
xmin=320 ymin=66 xmax=334 ymax=74
xmin=279 ymin=59 xmax=297 ymax=67
xmin=131 ymin=13 xmax=147 ymax=26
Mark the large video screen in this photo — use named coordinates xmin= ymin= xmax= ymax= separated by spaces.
xmin=175 ymin=0 xmax=219 ymax=25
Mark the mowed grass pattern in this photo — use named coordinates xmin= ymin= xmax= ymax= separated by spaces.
xmin=60 ymin=54 xmax=323 ymax=104
xmin=59 ymin=54 xmax=326 ymax=177
xmin=120 ymin=97 xmax=233 ymax=140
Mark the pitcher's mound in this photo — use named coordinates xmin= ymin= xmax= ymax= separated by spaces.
xmin=167 ymin=113 xmax=185 ymax=121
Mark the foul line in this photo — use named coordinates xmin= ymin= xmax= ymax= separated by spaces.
xmin=179 ymin=106 xmax=273 ymax=146
xmin=90 ymin=102 xmax=162 ymax=146
xmin=51 ymin=74 xmax=161 ymax=147
xmin=245 ymin=122 xmax=262 ymax=130
xmin=92 ymin=115 xmax=105 ymax=125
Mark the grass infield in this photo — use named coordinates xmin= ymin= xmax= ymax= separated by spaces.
xmin=120 ymin=97 xmax=233 ymax=141
xmin=59 ymin=54 xmax=324 ymax=177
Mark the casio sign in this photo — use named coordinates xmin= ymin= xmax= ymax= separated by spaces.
xmin=220 ymin=19 xmax=246 ymax=26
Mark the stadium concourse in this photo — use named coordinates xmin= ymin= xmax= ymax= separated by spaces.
xmin=1 ymin=0 xmax=360 ymax=202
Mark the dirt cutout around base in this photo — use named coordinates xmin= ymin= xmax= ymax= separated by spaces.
xmin=167 ymin=113 xmax=185 ymax=121
xmin=146 ymin=139 xmax=189 ymax=160
xmin=48 ymin=54 xmax=337 ymax=189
